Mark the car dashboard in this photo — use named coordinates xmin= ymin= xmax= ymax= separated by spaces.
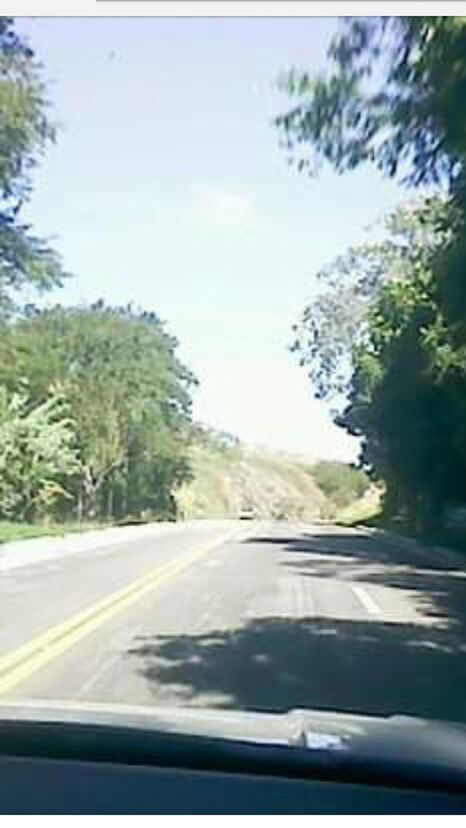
xmin=0 ymin=704 xmax=465 ymax=814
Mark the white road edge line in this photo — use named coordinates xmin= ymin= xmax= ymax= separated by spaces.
xmin=351 ymin=585 xmax=383 ymax=617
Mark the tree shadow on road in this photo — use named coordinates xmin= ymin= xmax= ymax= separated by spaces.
xmin=253 ymin=530 xmax=466 ymax=639
xmin=243 ymin=530 xmax=465 ymax=572
xmin=128 ymin=528 xmax=466 ymax=722
xmin=128 ymin=614 xmax=466 ymax=723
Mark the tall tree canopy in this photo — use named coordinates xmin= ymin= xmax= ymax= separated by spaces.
xmin=276 ymin=17 xmax=466 ymax=188
xmin=0 ymin=16 xmax=66 ymax=318
xmin=278 ymin=17 xmax=466 ymax=531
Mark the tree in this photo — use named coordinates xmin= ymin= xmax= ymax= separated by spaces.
xmin=276 ymin=17 xmax=466 ymax=372
xmin=278 ymin=17 xmax=466 ymax=531
xmin=290 ymin=194 xmax=466 ymax=531
xmin=191 ymin=422 xmax=241 ymax=454
xmin=0 ymin=16 xmax=66 ymax=318
xmin=0 ymin=385 xmax=79 ymax=520
xmin=0 ymin=302 xmax=197 ymax=520
xmin=291 ymin=196 xmax=450 ymax=401
xmin=276 ymin=17 xmax=466 ymax=188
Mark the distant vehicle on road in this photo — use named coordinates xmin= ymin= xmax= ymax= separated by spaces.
xmin=240 ymin=505 xmax=255 ymax=520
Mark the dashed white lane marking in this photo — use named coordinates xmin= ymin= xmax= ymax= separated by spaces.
xmin=351 ymin=585 xmax=383 ymax=617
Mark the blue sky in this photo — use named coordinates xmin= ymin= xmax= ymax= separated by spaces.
xmin=19 ymin=17 xmax=405 ymax=461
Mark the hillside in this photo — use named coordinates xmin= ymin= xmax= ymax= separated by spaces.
xmin=175 ymin=436 xmax=369 ymax=521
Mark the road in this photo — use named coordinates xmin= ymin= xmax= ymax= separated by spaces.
xmin=1 ymin=519 xmax=465 ymax=723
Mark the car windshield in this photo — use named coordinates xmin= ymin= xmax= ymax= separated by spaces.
xmin=0 ymin=12 xmax=465 ymax=740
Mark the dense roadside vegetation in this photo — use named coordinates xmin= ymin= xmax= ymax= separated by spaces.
xmin=311 ymin=461 xmax=370 ymax=511
xmin=278 ymin=17 xmax=466 ymax=539
xmin=0 ymin=303 xmax=196 ymax=524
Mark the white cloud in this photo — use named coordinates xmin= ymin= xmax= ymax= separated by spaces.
xmin=190 ymin=190 xmax=258 ymax=232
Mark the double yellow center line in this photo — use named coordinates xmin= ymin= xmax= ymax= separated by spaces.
xmin=0 ymin=529 xmax=238 ymax=696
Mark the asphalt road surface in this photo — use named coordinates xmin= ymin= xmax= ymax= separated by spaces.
xmin=1 ymin=520 xmax=465 ymax=723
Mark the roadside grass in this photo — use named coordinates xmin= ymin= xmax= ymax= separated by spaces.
xmin=0 ymin=520 xmax=107 ymax=545
xmin=336 ymin=488 xmax=384 ymax=527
